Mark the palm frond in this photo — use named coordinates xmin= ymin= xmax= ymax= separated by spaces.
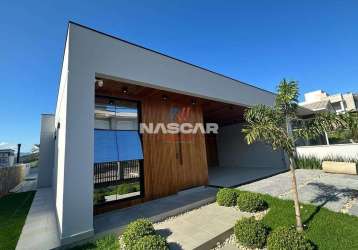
xmin=293 ymin=112 xmax=346 ymax=140
xmin=275 ymin=79 xmax=299 ymax=116
xmin=242 ymin=104 xmax=295 ymax=153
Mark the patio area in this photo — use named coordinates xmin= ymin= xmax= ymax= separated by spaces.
xmin=238 ymin=169 xmax=358 ymax=215
xmin=208 ymin=166 xmax=287 ymax=187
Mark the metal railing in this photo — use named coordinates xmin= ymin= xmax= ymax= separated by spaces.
xmin=94 ymin=160 xmax=140 ymax=188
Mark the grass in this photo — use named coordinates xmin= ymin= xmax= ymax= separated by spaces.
xmin=0 ymin=191 xmax=35 ymax=250
xmin=71 ymin=235 xmax=119 ymax=250
xmin=260 ymin=193 xmax=358 ymax=250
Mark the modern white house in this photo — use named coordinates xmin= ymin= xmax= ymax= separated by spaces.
xmin=300 ymin=90 xmax=358 ymax=114
xmin=0 ymin=149 xmax=15 ymax=167
xmin=38 ymin=22 xmax=288 ymax=245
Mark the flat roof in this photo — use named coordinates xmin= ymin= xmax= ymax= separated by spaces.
xmin=68 ymin=21 xmax=275 ymax=96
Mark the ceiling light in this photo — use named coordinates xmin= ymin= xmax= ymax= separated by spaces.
xmin=96 ymin=80 xmax=104 ymax=88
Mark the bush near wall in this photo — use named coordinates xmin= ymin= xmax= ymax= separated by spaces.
xmin=295 ymin=156 xmax=358 ymax=170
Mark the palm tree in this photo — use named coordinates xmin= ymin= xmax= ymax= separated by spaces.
xmin=343 ymin=112 xmax=358 ymax=143
xmin=242 ymin=79 xmax=344 ymax=232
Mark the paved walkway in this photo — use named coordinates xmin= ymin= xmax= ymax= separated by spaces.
xmin=155 ymin=203 xmax=250 ymax=250
xmin=11 ymin=167 xmax=38 ymax=193
xmin=208 ymin=166 xmax=286 ymax=187
xmin=238 ymin=169 xmax=358 ymax=216
xmin=16 ymin=188 xmax=60 ymax=250
xmin=94 ymin=186 xmax=218 ymax=236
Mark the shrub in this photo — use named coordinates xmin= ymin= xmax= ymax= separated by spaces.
xmin=234 ymin=217 xmax=269 ymax=249
xmin=237 ymin=192 xmax=267 ymax=212
xmin=116 ymin=183 xmax=140 ymax=195
xmin=132 ymin=235 xmax=169 ymax=250
xmin=267 ymin=226 xmax=313 ymax=250
xmin=122 ymin=219 xmax=156 ymax=248
xmin=216 ymin=188 xmax=238 ymax=206
xmin=93 ymin=190 xmax=106 ymax=205
xmin=295 ymin=156 xmax=321 ymax=170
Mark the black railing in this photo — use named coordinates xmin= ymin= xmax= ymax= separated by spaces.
xmin=94 ymin=160 xmax=140 ymax=188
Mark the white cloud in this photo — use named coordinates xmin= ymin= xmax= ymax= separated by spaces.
xmin=0 ymin=142 xmax=17 ymax=150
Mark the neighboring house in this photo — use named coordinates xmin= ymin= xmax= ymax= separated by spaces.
xmin=299 ymin=90 xmax=358 ymax=114
xmin=38 ymin=22 xmax=288 ymax=245
xmin=0 ymin=149 xmax=15 ymax=167
xmin=296 ymin=90 xmax=358 ymax=146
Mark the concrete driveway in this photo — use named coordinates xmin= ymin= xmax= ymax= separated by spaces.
xmin=237 ymin=169 xmax=358 ymax=216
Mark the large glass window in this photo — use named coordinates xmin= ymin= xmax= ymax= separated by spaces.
xmin=95 ymin=98 xmax=138 ymax=130
xmin=94 ymin=97 xmax=143 ymax=206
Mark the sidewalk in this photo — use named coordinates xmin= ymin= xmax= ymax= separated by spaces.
xmin=154 ymin=203 xmax=250 ymax=250
xmin=16 ymin=188 xmax=60 ymax=250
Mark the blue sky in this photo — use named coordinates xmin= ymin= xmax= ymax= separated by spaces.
xmin=1 ymin=0 xmax=357 ymax=152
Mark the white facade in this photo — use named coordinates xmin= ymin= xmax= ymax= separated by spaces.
xmin=40 ymin=22 xmax=284 ymax=244
xmin=300 ymin=90 xmax=358 ymax=114
xmin=296 ymin=144 xmax=358 ymax=160
xmin=38 ymin=114 xmax=55 ymax=188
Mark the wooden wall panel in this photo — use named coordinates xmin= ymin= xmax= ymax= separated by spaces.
xmin=141 ymin=98 xmax=208 ymax=200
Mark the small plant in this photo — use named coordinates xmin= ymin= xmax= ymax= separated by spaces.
xmin=234 ymin=217 xmax=269 ymax=249
xmin=116 ymin=183 xmax=140 ymax=195
xmin=94 ymin=235 xmax=120 ymax=250
xmin=132 ymin=235 xmax=169 ymax=250
xmin=122 ymin=219 xmax=156 ymax=248
xmin=237 ymin=192 xmax=267 ymax=212
xmin=71 ymin=234 xmax=119 ymax=250
xmin=295 ymin=155 xmax=358 ymax=170
xmin=93 ymin=190 xmax=106 ymax=205
xmin=267 ymin=226 xmax=313 ymax=250
xmin=216 ymin=188 xmax=238 ymax=207
xmin=295 ymin=156 xmax=321 ymax=169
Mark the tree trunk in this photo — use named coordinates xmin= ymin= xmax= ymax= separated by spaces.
xmin=289 ymin=153 xmax=303 ymax=232
xmin=286 ymin=117 xmax=304 ymax=232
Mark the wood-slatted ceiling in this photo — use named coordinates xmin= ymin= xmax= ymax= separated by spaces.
xmin=95 ymin=78 xmax=247 ymax=126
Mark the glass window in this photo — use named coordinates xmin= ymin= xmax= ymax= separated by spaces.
xmin=95 ymin=98 xmax=138 ymax=130
xmin=94 ymin=97 xmax=143 ymax=205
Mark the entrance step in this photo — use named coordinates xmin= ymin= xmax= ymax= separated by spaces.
xmin=94 ymin=186 xmax=218 ymax=237
xmin=154 ymin=203 xmax=250 ymax=250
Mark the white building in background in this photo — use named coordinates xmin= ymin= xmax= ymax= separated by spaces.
xmin=300 ymin=90 xmax=358 ymax=114
xmin=0 ymin=149 xmax=15 ymax=167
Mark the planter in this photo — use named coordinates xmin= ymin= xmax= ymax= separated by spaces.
xmin=322 ymin=161 xmax=358 ymax=175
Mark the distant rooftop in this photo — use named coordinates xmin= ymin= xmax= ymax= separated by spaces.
xmin=0 ymin=149 xmax=15 ymax=154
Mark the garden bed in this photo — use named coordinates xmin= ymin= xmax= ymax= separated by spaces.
xmin=214 ymin=190 xmax=358 ymax=250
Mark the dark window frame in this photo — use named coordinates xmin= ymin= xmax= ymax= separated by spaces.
xmin=93 ymin=95 xmax=145 ymax=210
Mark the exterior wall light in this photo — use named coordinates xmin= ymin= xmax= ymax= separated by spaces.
xmin=96 ymin=80 xmax=104 ymax=88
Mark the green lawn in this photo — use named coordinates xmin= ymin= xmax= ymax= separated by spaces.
xmin=261 ymin=194 xmax=358 ymax=250
xmin=0 ymin=191 xmax=35 ymax=250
